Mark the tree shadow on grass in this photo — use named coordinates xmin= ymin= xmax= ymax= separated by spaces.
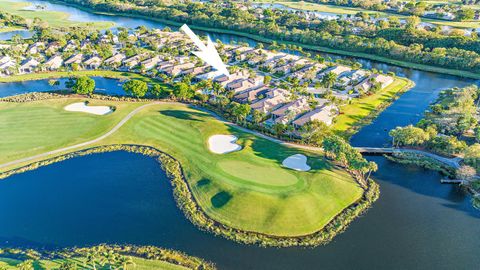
xmin=211 ymin=191 xmax=232 ymax=208
xmin=159 ymin=110 xmax=208 ymax=122
xmin=196 ymin=178 xmax=211 ymax=187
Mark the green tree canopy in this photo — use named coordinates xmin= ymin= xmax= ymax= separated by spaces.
xmin=72 ymin=76 xmax=95 ymax=95
xmin=123 ymin=79 xmax=148 ymax=97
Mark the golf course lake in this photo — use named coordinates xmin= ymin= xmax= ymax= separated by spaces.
xmin=1 ymin=0 xmax=480 ymax=269
xmin=0 ymin=77 xmax=125 ymax=97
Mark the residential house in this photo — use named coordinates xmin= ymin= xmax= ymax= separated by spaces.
xmin=43 ymin=55 xmax=63 ymax=71
xmin=271 ymin=98 xmax=310 ymax=124
xmin=251 ymin=88 xmax=290 ymax=114
xmin=84 ymin=56 xmax=102 ymax=69
xmin=233 ymin=85 xmax=270 ymax=103
xmin=27 ymin=42 xmax=45 ymax=54
xmin=292 ymin=104 xmax=338 ymax=128
xmin=19 ymin=58 xmax=40 ymax=74
xmin=104 ymin=53 xmax=126 ymax=66
xmin=162 ymin=62 xmax=195 ymax=77
xmin=140 ymin=55 xmax=162 ymax=70
xmin=64 ymin=53 xmax=83 ymax=65
xmin=226 ymin=79 xmax=258 ymax=94
xmin=0 ymin=56 xmax=16 ymax=75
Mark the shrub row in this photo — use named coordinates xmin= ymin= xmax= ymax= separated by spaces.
xmin=385 ymin=152 xmax=456 ymax=177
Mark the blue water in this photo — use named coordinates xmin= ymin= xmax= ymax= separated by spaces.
xmin=0 ymin=0 xmax=479 ymax=269
xmin=0 ymin=77 xmax=126 ymax=97
xmin=0 ymin=30 xmax=33 ymax=40
xmin=1 ymin=152 xmax=478 ymax=270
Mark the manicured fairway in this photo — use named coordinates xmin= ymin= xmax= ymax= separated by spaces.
xmin=0 ymin=0 xmax=114 ymax=30
xmin=0 ymin=98 xmax=145 ymax=164
xmin=0 ymin=100 xmax=363 ymax=237
xmin=96 ymin=103 xmax=364 ymax=236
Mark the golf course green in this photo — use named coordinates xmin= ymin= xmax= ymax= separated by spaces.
xmin=0 ymin=97 xmax=364 ymax=237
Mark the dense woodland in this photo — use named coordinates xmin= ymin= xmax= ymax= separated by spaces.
xmin=56 ymin=0 xmax=480 ymax=74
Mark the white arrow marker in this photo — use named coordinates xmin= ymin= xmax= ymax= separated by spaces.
xmin=180 ymin=24 xmax=230 ymax=77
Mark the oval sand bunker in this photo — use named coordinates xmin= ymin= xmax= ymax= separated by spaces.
xmin=208 ymin=135 xmax=242 ymax=154
xmin=64 ymin=102 xmax=113 ymax=115
xmin=282 ymin=154 xmax=311 ymax=171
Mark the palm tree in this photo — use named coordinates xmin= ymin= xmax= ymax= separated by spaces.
xmin=321 ymin=72 xmax=337 ymax=95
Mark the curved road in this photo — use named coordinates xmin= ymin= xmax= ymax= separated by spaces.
xmin=0 ymin=101 xmax=463 ymax=172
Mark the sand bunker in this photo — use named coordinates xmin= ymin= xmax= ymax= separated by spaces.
xmin=282 ymin=154 xmax=311 ymax=171
xmin=64 ymin=102 xmax=113 ymax=115
xmin=208 ymin=135 xmax=242 ymax=154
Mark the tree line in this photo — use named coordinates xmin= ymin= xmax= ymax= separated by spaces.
xmin=55 ymin=0 xmax=480 ymax=74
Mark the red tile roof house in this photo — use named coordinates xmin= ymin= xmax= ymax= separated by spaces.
xmin=250 ymin=88 xmax=291 ymax=114
xmin=270 ymin=98 xmax=310 ymax=125
xmin=292 ymin=104 xmax=338 ymax=129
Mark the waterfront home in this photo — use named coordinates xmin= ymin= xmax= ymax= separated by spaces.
xmin=64 ymin=53 xmax=83 ymax=65
xmin=292 ymin=104 xmax=338 ymax=128
xmin=319 ymin=65 xmax=351 ymax=78
xmin=84 ymin=56 xmax=102 ymax=69
xmin=251 ymin=88 xmax=291 ymax=114
xmin=354 ymin=73 xmax=393 ymax=93
xmin=104 ymin=53 xmax=126 ymax=66
xmin=123 ymin=54 xmax=147 ymax=69
xmin=19 ymin=58 xmax=40 ymax=74
xmin=371 ymin=73 xmax=394 ymax=88
xmin=43 ymin=55 xmax=63 ymax=71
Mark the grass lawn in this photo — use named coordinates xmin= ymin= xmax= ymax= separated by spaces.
xmin=332 ymin=77 xmax=412 ymax=136
xmin=0 ymin=256 xmax=189 ymax=270
xmin=0 ymin=98 xmax=146 ymax=164
xmin=0 ymin=0 xmax=114 ymax=30
xmin=0 ymin=99 xmax=363 ymax=237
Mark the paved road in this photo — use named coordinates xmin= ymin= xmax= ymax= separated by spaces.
xmin=0 ymin=102 xmax=161 ymax=170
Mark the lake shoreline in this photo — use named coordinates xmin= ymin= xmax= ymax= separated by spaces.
xmin=45 ymin=0 xmax=480 ymax=80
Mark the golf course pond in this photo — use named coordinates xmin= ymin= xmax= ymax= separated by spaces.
xmin=0 ymin=0 xmax=480 ymax=269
